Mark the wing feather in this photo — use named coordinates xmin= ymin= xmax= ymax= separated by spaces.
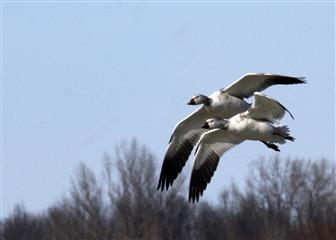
xmin=189 ymin=130 xmax=243 ymax=202
xmin=222 ymin=73 xmax=306 ymax=99
xmin=246 ymin=92 xmax=293 ymax=123
xmin=157 ymin=107 xmax=213 ymax=191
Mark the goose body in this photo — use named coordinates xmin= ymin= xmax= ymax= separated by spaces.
xmin=205 ymin=91 xmax=250 ymax=114
xmin=219 ymin=114 xmax=287 ymax=143
xmin=158 ymin=73 xmax=305 ymax=191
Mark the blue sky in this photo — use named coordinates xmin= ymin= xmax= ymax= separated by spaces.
xmin=2 ymin=2 xmax=335 ymax=217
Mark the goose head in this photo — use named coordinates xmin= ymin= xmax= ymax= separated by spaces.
xmin=202 ymin=118 xmax=228 ymax=129
xmin=187 ymin=94 xmax=211 ymax=106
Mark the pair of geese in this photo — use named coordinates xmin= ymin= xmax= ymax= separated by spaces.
xmin=157 ymin=73 xmax=306 ymax=203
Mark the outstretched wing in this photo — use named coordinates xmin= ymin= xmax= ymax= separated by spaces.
xmin=189 ymin=130 xmax=243 ymax=203
xmin=222 ymin=73 xmax=305 ymax=99
xmin=246 ymin=92 xmax=293 ymax=123
xmin=157 ymin=107 xmax=214 ymax=191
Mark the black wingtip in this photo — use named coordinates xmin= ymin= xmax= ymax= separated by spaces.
xmin=157 ymin=182 xmax=164 ymax=192
xmin=277 ymin=101 xmax=294 ymax=120
xmin=188 ymin=195 xmax=194 ymax=204
xmin=287 ymin=108 xmax=295 ymax=120
xmin=290 ymin=76 xmax=306 ymax=84
xmin=297 ymin=77 xmax=307 ymax=84
xmin=157 ymin=139 xmax=196 ymax=192
xmin=268 ymin=75 xmax=307 ymax=86
xmin=188 ymin=151 xmax=220 ymax=204
xmin=157 ymin=177 xmax=163 ymax=191
xmin=188 ymin=193 xmax=198 ymax=204
xmin=188 ymin=188 xmax=193 ymax=203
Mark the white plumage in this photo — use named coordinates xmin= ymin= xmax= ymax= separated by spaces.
xmin=189 ymin=93 xmax=295 ymax=202
xmin=158 ymin=73 xmax=305 ymax=192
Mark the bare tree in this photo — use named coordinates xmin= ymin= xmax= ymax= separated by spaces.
xmin=1 ymin=140 xmax=335 ymax=240
xmin=104 ymin=139 xmax=195 ymax=240
xmin=47 ymin=162 xmax=107 ymax=240
xmin=1 ymin=205 xmax=51 ymax=240
xmin=212 ymin=157 xmax=336 ymax=240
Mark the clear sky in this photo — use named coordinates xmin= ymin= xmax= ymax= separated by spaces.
xmin=2 ymin=1 xmax=335 ymax=218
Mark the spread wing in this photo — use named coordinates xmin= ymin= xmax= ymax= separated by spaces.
xmin=189 ymin=130 xmax=244 ymax=203
xmin=222 ymin=73 xmax=305 ymax=99
xmin=246 ymin=92 xmax=293 ymax=123
xmin=157 ymin=107 xmax=215 ymax=191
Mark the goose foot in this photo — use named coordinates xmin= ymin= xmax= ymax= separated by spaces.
xmin=260 ymin=141 xmax=280 ymax=152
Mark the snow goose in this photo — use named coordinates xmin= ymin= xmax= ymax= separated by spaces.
xmin=189 ymin=93 xmax=295 ymax=203
xmin=158 ymin=73 xmax=305 ymax=192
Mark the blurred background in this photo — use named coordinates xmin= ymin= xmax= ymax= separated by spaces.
xmin=1 ymin=1 xmax=335 ymax=239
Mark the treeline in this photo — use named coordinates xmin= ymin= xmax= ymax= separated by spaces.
xmin=1 ymin=139 xmax=335 ymax=240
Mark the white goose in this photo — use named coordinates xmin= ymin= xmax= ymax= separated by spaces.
xmin=189 ymin=92 xmax=295 ymax=203
xmin=158 ymin=73 xmax=305 ymax=191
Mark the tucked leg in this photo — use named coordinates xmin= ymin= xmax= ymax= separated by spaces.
xmin=260 ymin=140 xmax=280 ymax=152
xmin=285 ymin=136 xmax=295 ymax=141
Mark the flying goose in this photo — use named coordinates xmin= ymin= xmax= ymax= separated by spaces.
xmin=189 ymin=93 xmax=295 ymax=203
xmin=158 ymin=73 xmax=305 ymax=192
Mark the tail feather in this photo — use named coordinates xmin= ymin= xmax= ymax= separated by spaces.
xmin=274 ymin=125 xmax=295 ymax=142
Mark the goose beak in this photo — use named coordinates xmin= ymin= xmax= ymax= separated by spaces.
xmin=187 ymin=99 xmax=195 ymax=105
xmin=202 ymin=122 xmax=209 ymax=129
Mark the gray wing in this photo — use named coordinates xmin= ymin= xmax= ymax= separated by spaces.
xmin=157 ymin=107 xmax=214 ymax=191
xmin=246 ymin=92 xmax=293 ymax=123
xmin=189 ymin=130 xmax=244 ymax=203
xmin=222 ymin=73 xmax=306 ymax=99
